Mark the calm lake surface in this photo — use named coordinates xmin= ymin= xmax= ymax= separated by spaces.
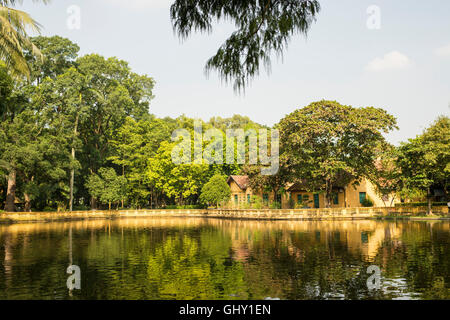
xmin=0 ymin=218 xmax=449 ymax=300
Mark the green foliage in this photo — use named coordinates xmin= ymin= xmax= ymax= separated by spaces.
xmin=170 ymin=0 xmax=321 ymax=92
xmin=109 ymin=116 xmax=172 ymax=208
xmin=147 ymin=141 xmax=210 ymax=205
xmin=270 ymin=201 xmax=281 ymax=209
xmin=395 ymin=202 xmax=448 ymax=208
xmin=86 ymin=167 xmax=127 ymax=210
xmin=0 ymin=0 xmax=49 ymax=77
xmin=397 ymin=116 xmax=450 ymax=200
xmin=251 ymin=196 xmax=263 ymax=209
xmin=29 ymin=35 xmax=80 ymax=81
xmin=199 ymin=174 xmax=231 ymax=207
xmin=361 ymin=196 xmax=374 ymax=208
xmin=164 ymin=205 xmax=206 ymax=210
xmin=368 ymin=143 xmax=402 ymax=206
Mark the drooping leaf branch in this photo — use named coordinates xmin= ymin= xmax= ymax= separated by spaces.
xmin=170 ymin=0 xmax=320 ymax=92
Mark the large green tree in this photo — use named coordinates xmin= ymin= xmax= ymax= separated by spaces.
xmin=30 ymin=36 xmax=84 ymax=211
xmin=397 ymin=116 xmax=450 ymax=214
xmin=0 ymin=63 xmax=70 ymax=212
xmin=170 ymin=0 xmax=320 ymax=92
xmin=278 ymin=100 xmax=398 ymax=208
xmin=75 ymin=54 xmax=154 ymax=208
xmin=109 ymin=116 xmax=173 ymax=208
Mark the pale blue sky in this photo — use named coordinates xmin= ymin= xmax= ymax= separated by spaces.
xmin=18 ymin=0 xmax=450 ymax=144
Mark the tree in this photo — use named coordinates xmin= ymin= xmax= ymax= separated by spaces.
xmin=397 ymin=116 xmax=450 ymax=215
xmin=75 ymin=54 xmax=154 ymax=208
xmin=0 ymin=0 xmax=49 ymax=77
xmin=368 ymin=143 xmax=402 ymax=207
xmin=28 ymin=35 xmax=80 ymax=83
xmin=0 ymin=62 xmax=31 ymax=211
xmin=170 ymin=0 xmax=321 ymax=92
xmin=109 ymin=116 xmax=173 ymax=208
xmin=85 ymin=167 xmax=127 ymax=210
xmin=199 ymin=174 xmax=231 ymax=208
xmin=30 ymin=36 xmax=83 ymax=211
xmin=147 ymin=142 xmax=210 ymax=206
xmin=278 ymin=100 xmax=398 ymax=208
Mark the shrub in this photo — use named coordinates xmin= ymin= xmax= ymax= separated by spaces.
xmin=251 ymin=196 xmax=263 ymax=209
xmin=287 ymin=197 xmax=295 ymax=209
xmin=73 ymin=205 xmax=89 ymax=211
xmin=395 ymin=202 xmax=447 ymax=208
xmin=361 ymin=196 xmax=374 ymax=207
xmin=165 ymin=204 xmax=206 ymax=209
xmin=270 ymin=201 xmax=281 ymax=209
xmin=199 ymin=174 xmax=231 ymax=208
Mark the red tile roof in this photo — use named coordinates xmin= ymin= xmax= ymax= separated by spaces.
xmin=227 ymin=175 xmax=249 ymax=190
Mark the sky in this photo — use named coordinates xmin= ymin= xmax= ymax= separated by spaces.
xmin=17 ymin=0 xmax=450 ymax=145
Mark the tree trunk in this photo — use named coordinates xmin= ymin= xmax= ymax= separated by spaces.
xmin=325 ymin=180 xmax=332 ymax=208
xmin=343 ymin=187 xmax=348 ymax=208
xmin=427 ymin=186 xmax=433 ymax=215
xmin=24 ymin=193 xmax=32 ymax=212
xmin=69 ymin=160 xmax=75 ymax=212
xmin=90 ymin=196 xmax=97 ymax=210
xmin=4 ymin=169 xmax=16 ymax=212
xmin=69 ymin=114 xmax=79 ymax=212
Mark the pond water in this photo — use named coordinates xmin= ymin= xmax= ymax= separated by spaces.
xmin=0 ymin=218 xmax=449 ymax=300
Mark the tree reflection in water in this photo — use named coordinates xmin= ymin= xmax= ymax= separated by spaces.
xmin=0 ymin=218 xmax=449 ymax=300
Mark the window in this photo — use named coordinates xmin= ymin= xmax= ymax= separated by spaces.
xmin=247 ymin=194 xmax=251 ymax=204
xmin=361 ymin=232 xmax=369 ymax=244
xmin=276 ymin=194 xmax=282 ymax=204
xmin=359 ymin=192 xmax=367 ymax=204
xmin=234 ymin=195 xmax=238 ymax=205
xmin=297 ymin=194 xmax=303 ymax=204
xmin=303 ymin=195 xmax=310 ymax=206
xmin=333 ymin=192 xmax=339 ymax=205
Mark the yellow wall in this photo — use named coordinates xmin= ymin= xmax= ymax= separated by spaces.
xmin=229 ymin=181 xmax=256 ymax=208
xmin=345 ymin=179 xmax=398 ymax=208
xmin=228 ymin=178 xmax=397 ymax=209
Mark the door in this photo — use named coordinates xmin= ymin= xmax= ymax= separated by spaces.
xmin=314 ymin=194 xmax=320 ymax=208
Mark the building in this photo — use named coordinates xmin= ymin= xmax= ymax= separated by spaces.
xmin=227 ymin=175 xmax=397 ymax=209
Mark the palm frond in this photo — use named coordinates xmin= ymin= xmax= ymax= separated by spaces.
xmin=0 ymin=1 xmax=50 ymax=78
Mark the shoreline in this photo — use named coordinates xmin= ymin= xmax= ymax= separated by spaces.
xmin=1 ymin=208 xmax=449 ymax=224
